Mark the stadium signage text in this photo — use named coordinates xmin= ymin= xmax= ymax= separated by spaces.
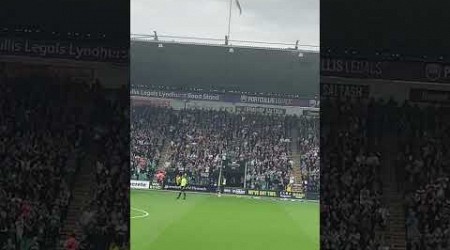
xmin=410 ymin=88 xmax=450 ymax=104
xmin=279 ymin=192 xmax=292 ymax=198
xmin=280 ymin=192 xmax=305 ymax=199
xmin=164 ymin=185 xmax=212 ymax=192
xmin=0 ymin=38 xmax=128 ymax=62
xmin=240 ymin=95 xmax=296 ymax=106
xmin=149 ymin=184 xmax=162 ymax=190
xmin=130 ymin=89 xmax=221 ymax=101
xmin=322 ymin=57 xmax=450 ymax=84
xmin=303 ymin=110 xmax=319 ymax=117
xmin=223 ymin=188 xmax=247 ymax=195
xmin=425 ymin=63 xmax=450 ymax=81
xmin=235 ymin=106 xmax=286 ymax=115
xmin=321 ymin=59 xmax=383 ymax=77
xmin=131 ymin=96 xmax=171 ymax=108
xmin=130 ymin=180 xmax=150 ymax=190
xmin=247 ymin=190 xmax=277 ymax=197
xmin=321 ymin=83 xmax=370 ymax=98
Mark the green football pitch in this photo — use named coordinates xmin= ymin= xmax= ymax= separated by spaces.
xmin=131 ymin=190 xmax=319 ymax=250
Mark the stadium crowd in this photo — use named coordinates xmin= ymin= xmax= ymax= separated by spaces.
xmin=0 ymin=69 xmax=129 ymax=250
xmin=298 ymin=116 xmax=320 ymax=193
xmin=167 ymin=109 xmax=295 ymax=190
xmin=130 ymin=106 xmax=170 ymax=182
xmin=321 ymin=96 xmax=450 ymax=249
xmin=76 ymin=86 xmax=130 ymax=250
xmin=397 ymin=104 xmax=450 ymax=250
xmin=321 ymin=97 xmax=388 ymax=249
xmin=0 ymin=74 xmax=88 ymax=249
xmin=131 ymin=105 xmax=320 ymax=192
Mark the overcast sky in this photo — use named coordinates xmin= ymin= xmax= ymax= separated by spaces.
xmin=131 ymin=0 xmax=319 ymax=49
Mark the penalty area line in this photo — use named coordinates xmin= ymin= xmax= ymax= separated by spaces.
xmin=130 ymin=207 xmax=149 ymax=219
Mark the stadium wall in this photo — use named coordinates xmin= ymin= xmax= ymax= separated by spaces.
xmin=322 ymin=76 xmax=450 ymax=104
xmin=185 ymin=100 xmax=235 ymax=112
xmin=0 ymin=37 xmax=128 ymax=88
xmin=321 ymin=57 xmax=450 ymax=104
xmin=0 ymin=55 xmax=126 ymax=89
xmin=131 ymin=95 xmax=318 ymax=116
xmin=130 ymin=180 xmax=319 ymax=200
xmin=130 ymin=87 xmax=314 ymax=106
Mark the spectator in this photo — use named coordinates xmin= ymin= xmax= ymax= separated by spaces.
xmin=77 ymin=89 xmax=129 ymax=250
xmin=0 ymin=75 xmax=88 ymax=249
xmin=396 ymin=103 xmax=450 ymax=249
xmin=64 ymin=233 xmax=79 ymax=250
xmin=321 ymin=97 xmax=387 ymax=249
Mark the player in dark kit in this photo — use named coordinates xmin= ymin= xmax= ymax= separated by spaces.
xmin=176 ymin=173 xmax=188 ymax=200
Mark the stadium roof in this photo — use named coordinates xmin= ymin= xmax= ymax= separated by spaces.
xmin=131 ymin=38 xmax=319 ymax=98
xmin=322 ymin=0 xmax=450 ymax=60
xmin=1 ymin=0 xmax=128 ymax=45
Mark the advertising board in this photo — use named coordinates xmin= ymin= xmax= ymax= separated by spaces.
xmin=130 ymin=180 xmax=150 ymax=190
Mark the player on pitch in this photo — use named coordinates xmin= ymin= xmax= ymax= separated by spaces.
xmin=176 ymin=173 xmax=188 ymax=200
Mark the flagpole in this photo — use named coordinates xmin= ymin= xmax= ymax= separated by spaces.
xmin=227 ymin=0 xmax=233 ymax=40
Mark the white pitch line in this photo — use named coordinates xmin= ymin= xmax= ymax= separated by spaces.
xmin=130 ymin=207 xmax=149 ymax=219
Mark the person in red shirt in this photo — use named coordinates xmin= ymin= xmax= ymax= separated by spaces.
xmin=64 ymin=233 xmax=79 ymax=250
xmin=156 ymin=170 xmax=166 ymax=187
xmin=20 ymin=200 xmax=31 ymax=220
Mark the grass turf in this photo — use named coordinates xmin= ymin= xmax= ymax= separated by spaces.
xmin=131 ymin=190 xmax=319 ymax=250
